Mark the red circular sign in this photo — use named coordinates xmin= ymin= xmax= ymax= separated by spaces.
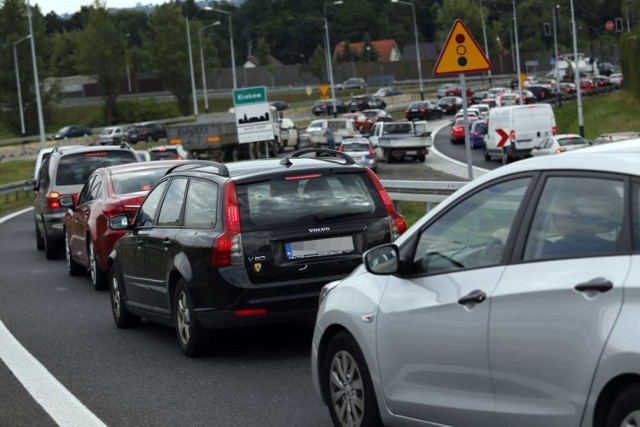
xmin=606 ymin=20 xmax=615 ymax=31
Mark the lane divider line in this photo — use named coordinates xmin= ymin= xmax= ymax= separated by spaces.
xmin=429 ymin=120 xmax=491 ymax=175
xmin=0 ymin=207 xmax=33 ymax=225
xmin=0 ymin=207 xmax=106 ymax=427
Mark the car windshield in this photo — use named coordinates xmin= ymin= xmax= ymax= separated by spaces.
xmin=56 ymin=151 xmax=138 ymax=186
xmin=237 ymin=172 xmax=380 ymax=231
xmin=111 ymin=168 xmax=169 ymax=194
xmin=557 ymin=137 xmax=588 ymax=147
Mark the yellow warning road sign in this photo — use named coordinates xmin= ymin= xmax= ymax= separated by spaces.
xmin=434 ymin=19 xmax=491 ymax=76
xmin=319 ymin=85 xmax=330 ymax=96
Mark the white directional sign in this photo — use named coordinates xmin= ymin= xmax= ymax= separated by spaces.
xmin=233 ymin=86 xmax=275 ymax=144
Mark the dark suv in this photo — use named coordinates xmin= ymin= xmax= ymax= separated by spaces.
xmin=106 ymin=152 xmax=406 ymax=356
xmin=347 ymin=95 xmax=386 ymax=112
xmin=29 ymin=144 xmax=140 ymax=259
xmin=125 ymin=122 xmax=167 ymax=143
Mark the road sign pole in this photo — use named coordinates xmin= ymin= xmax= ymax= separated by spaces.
xmin=460 ymin=74 xmax=473 ymax=181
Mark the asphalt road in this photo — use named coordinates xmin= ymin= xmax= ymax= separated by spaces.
xmin=431 ymin=114 xmax=502 ymax=171
xmin=0 ymin=211 xmax=330 ymax=426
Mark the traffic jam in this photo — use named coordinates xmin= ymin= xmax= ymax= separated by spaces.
xmin=3 ymin=14 xmax=640 ymax=427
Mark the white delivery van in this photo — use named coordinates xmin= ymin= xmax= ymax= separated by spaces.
xmin=484 ymin=104 xmax=556 ymax=164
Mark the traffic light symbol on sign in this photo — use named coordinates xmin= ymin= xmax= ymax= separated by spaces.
xmin=434 ymin=19 xmax=491 ymax=76
xmin=455 ymin=34 xmax=468 ymax=67
xmin=615 ymin=17 xmax=624 ymax=32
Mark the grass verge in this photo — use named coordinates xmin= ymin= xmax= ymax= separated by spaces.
xmin=396 ymin=200 xmax=432 ymax=228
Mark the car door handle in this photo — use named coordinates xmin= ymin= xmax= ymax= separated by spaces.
xmin=458 ymin=290 xmax=487 ymax=306
xmin=574 ymin=278 xmax=613 ymax=293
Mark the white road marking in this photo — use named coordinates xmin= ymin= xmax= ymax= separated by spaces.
xmin=0 ymin=208 xmax=106 ymax=426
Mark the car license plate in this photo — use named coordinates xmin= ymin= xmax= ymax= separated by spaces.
xmin=285 ymin=236 xmax=354 ymax=260
xmin=405 ymin=151 xmax=417 ymax=155
xmin=411 ymin=109 xmax=418 ymax=112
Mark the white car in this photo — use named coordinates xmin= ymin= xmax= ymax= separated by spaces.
xmin=99 ymin=126 xmax=126 ymax=145
xmin=531 ymin=133 xmax=590 ymax=156
xmin=32 ymin=145 xmax=82 ymax=179
xmin=312 ymin=150 xmax=640 ymax=427
xmin=454 ymin=108 xmax=480 ymax=121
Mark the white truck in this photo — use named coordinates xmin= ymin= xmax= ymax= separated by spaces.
xmin=368 ymin=120 xmax=431 ymax=163
xmin=484 ymin=104 xmax=556 ymax=164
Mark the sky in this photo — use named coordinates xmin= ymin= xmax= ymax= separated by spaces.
xmin=32 ymin=0 xmax=169 ymax=16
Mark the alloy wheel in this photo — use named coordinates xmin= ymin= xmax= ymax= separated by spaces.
xmin=89 ymin=242 xmax=97 ymax=285
xmin=621 ymin=411 xmax=640 ymax=427
xmin=176 ymin=291 xmax=191 ymax=345
xmin=329 ymin=350 xmax=365 ymax=427
xmin=111 ymin=275 xmax=121 ymax=319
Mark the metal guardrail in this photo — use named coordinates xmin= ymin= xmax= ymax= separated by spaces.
xmin=0 ymin=181 xmax=30 ymax=208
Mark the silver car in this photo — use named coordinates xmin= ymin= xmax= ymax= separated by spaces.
xmin=312 ymin=150 xmax=640 ymax=427
xmin=338 ymin=138 xmax=378 ymax=173
xmin=531 ymin=133 xmax=590 ymax=157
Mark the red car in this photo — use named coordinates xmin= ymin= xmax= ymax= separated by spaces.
xmin=342 ymin=112 xmax=368 ymax=132
xmin=445 ymin=86 xmax=474 ymax=98
xmin=579 ymin=79 xmax=596 ymax=94
xmin=61 ymin=160 xmax=186 ymax=290
xmin=450 ymin=118 xmax=467 ymax=143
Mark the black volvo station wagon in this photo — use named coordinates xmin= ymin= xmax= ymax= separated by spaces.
xmin=107 ymin=151 xmax=406 ymax=356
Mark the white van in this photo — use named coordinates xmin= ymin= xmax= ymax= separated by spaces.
xmin=484 ymin=104 xmax=556 ymax=164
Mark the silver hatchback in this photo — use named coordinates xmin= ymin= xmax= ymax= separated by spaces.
xmin=312 ymin=149 xmax=640 ymax=427
xmin=338 ymin=138 xmax=378 ymax=173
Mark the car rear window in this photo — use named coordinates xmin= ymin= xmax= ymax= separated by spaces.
xmin=56 ymin=151 xmax=138 ymax=186
xmin=383 ymin=123 xmax=412 ymax=134
xmin=237 ymin=172 xmax=381 ymax=231
xmin=329 ymin=121 xmax=348 ymax=130
xmin=557 ymin=137 xmax=588 ymax=147
xmin=150 ymin=149 xmax=178 ymax=160
xmin=342 ymin=142 xmax=370 ymax=152
xmin=111 ymin=168 xmax=169 ymax=194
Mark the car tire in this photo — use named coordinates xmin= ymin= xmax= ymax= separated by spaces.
xmin=65 ymin=232 xmax=84 ymax=276
xmin=502 ymin=149 xmax=512 ymax=165
xmin=483 ymin=147 xmax=491 ymax=162
xmin=43 ymin=226 xmax=60 ymax=260
xmin=36 ymin=221 xmax=44 ymax=251
xmin=174 ymin=279 xmax=210 ymax=357
xmin=322 ymin=331 xmax=382 ymax=427
xmin=89 ymin=240 xmax=108 ymax=290
xmin=109 ymin=263 xmax=141 ymax=329
xmin=606 ymin=383 xmax=640 ymax=427
xmin=418 ymin=154 xmax=426 ymax=163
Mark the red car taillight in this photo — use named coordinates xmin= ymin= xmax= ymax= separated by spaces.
xmin=404 ymin=109 xmax=410 ymax=114
xmin=510 ymin=130 xmax=516 ymax=143
xmin=103 ymin=203 xmax=124 ymax=218
xmin=552 ymin=126 xmax=557 ymax=135
xmin=211 ymin=182 xmax=243 ymax=266
xmin=47 ymin=192 xmax=62 ymax=209
xmin=365 ymin=169 xmax=406 ymax=240
xmin=419 ymin=108 xmax=426 ymax=113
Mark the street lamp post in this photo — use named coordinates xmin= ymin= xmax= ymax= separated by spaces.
xmin=478 ymin=0 xmax=492 ymax=86
xmin=182 ymin=5 xmax=198 ymax=116
xmin=125 ymin=33 xmax=132 ymax=93
xmin=512 ymin=0 xmax=524 ymax=105
xmin=26 ymin=0 xmax=45 ymax=147
xmin=569 ymin=0 xmax=584 ymax=137
xmin=13 ymin=35 xmax=30 ymax=136
xmin=392 ymin=0 xmax=424 ymax=100
xmin=210 ymin=8 xmax=237 ymax=90
xmin=552 ymin=5 xmax=561 ymax=107
xmin=323 ymin=1 xmax=343 ymax=117
xmin=199 ymin=21 xmax=220 ymax=114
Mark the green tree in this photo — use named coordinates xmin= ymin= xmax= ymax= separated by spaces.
xmin=255 ymin=36 xmax=271 ymax=65
xmin=307 ymin=44 xmax=326 ymax=81
xmin=361 ymin=32 xmax=378 ymax=62
xmin=77 ymin=2 xmax=126 ymax=125
xmin=49 ymin=31 xmax=80 ymax=77
xmin=147 ymin=3 xmax=192 ymax=115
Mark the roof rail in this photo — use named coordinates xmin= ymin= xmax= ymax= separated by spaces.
xmin=164 ymin=160 xmax=230 ymax=177
xmin=290 ymin=148 xmax=355 ymax=165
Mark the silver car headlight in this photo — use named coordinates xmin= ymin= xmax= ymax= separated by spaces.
xmin=319 ymin=280 xmax=341 ymax=305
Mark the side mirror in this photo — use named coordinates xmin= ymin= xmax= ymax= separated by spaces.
xmin=59 ymin=195 xmax=75 ymax=209
xmin=364 ymin=244 xmax=399 ymax=275
xmin=108 ymin=214 xmax=130 ymax=230
xmin=24 ymin=179 xmax=36 ymax=191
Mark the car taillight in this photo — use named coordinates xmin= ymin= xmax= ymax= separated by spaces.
xmin=404 ymin=109 xmax=410 ymax=114
xmin=552 ymin=127 xmax=557 ymax=135
xmin=212 ymin=181 xmax=243 ymax=266
xmin=103 ymin=203 xmax=124 ymax=218
xmin=510 ymin=130 xmax=516 ymax=143
xmin=173 ymin=155 xmax=184 ymax=160
xmin=419 ymin=108 xmax=426 ymax=113
xmin=365 ymin=168 xmax=406 ymax=240
xmin=473 ymin=131 xmax=479 ymax=136
xmin=47 ymin=192 xmax=62 ymax=209
xmin=555 ymin=147 xmax=567 ymax=154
